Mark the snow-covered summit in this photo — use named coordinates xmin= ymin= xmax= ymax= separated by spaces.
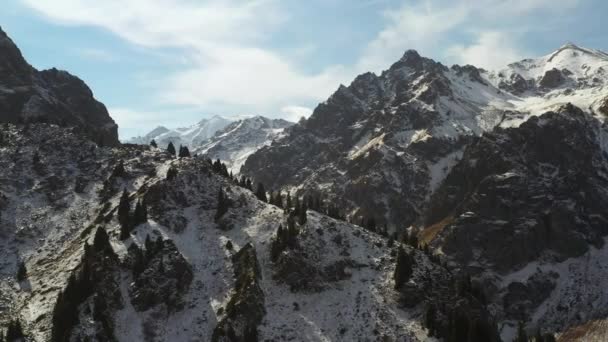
xmin=127 ymin=115 xmax=232 ymax=147
xmin=194 ymin=116 xmax=294 ymax=173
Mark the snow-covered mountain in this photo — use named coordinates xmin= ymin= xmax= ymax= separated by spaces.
xmin=127 ymin=115 xmax=233 ymax=148
xmin=241 ymin=44 xmax=608 ymax=340
xmin=128 ymin=116 xmax=293 ymax=173
xmin=194 ymin=116 xmax=293 ymax=173
xmin=243 ymin=43 xmax=608 ymax=229
xmin=3 ymin=23 xmax=608 ymax=342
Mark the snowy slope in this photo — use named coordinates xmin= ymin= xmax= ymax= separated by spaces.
xmin=0 ymin=123 xmax=453 ymax=342
xmin=484 ymin=43 xmax=608 ymax=126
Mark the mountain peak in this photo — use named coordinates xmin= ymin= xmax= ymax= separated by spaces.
xmin=560 ymin=42 xmax=581 ymax=50
xmin=400 ymin=49 xmax=421 ymax=60
xmin=548 ymin=42 xmax=608 ymax=62
xmin=397 ymin=49 xmax=423 ymax=67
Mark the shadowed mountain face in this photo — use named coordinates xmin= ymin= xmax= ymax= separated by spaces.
xmin=0 ymin=27 xmax=119 ymax=146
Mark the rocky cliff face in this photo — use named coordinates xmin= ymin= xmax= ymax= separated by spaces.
xmin=242 ymin=50 xmax=506 ymax=227
xmin=0 ymin=27 xmax=119 ymax=146
xmin=423 ymin=104 xmax=608 ymax=337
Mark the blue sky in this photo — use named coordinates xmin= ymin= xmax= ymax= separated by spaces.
xmin=1 ymin=0 xmax=606 ymax=139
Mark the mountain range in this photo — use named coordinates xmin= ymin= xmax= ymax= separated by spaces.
xmin=128 ymin=116 xmax=293 ymax=173
xmin=1 ymin=24 xmax=608 ymax=342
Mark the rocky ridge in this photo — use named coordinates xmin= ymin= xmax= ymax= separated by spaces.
xmin=0 ymin=26 xmax=119 ymax=146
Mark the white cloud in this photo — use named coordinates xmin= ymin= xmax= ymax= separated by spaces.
xmin=357 ymin=2 xmax=469 ymax=73
xmin=358 ymin=0 xmax=582 ymax=72
xmin=109 ymin=107 xmax=165 ymax=129
xmin=280 ymin=105 xmax=313 ymax=123
xmin=22 ymin=0 xmax=348 ymax=116
xmin=446 ymin=31 xmax=524 ymax=70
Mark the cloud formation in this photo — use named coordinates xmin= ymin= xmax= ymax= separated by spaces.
xmin=359 ymin=0 xmax=582 ymax=71
xmin=23 ymin=0 xmax=349 ymax=116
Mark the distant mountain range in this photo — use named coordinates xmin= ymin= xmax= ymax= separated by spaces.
xmin=126 ymin=115 xmax=232 ymax=147
xmin=127 ymin=116 xmax=293 ymax=172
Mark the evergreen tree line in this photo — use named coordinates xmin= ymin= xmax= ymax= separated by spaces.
xmin=162 ymin=141 xmax=191 ymax=158
xmin=211 ymin=159 xmax=230 ymax=178
xmin=421 ymin=273 xmax=501 ymax=342
xmin=421 ymin=271 xmax=558 ymax=342
xmin=51 ymin=227 xmax=117 ymax=342
xmin=393 ymin=245 xmax=415 ymax=289
xmin=117 ymin=189 xmax=148 ymax=240
xmin=204 ymin=157 xmax=342 ymax=226
xmin=129 ymin=234 xmax=165 ymax=278
xmin=270 ymin=217 xmax=299 ymax=262
xmin=215 ymin=187 xmax=231 ymax=222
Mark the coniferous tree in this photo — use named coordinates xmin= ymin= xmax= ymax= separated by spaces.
xmin=131 ymin=244 xmax=145 ymax=276
xmin=118 ymin=189 xmax=132 ymax=240
xmin=144 ymin=234 xmax=154 ymax=259
xmin=178 ymin=145 xmax=191 ymax=158
xmin=167 ymin=141 xmax=176 ymax=157
xmin=275 ymin=191 xmax=283 ymax=209
xmin=215 ymin=188 xmax=230 ymax=221
xmin=245 ymin=178 xmax=253 ymax=191
xmin=515 ymin=321 xmax=528 ymax=342
xmin=16 ymin=261 xmax=27 ymax=282
xmin=133 ymin=200 xmax=148 ymax=226
xmin=255 ymin=183 xmax=268 ymax=202
xmin=298 ymin=200 xmax=307 ymax=225
xmin=425 ymin=304 xmax=437 ymax=337
xmin=221 ymin=163 xmax=229 ymax=177
xmin=166 ymin=166 xmax=178 ymax=181
xmin=394 ymin=246 xmax=413 ymax=289
xmin=150 ymin=139 xmax=158 ymax=148
xmin=293 ymin=196 xmax=300 ymax=215
xmin=286 ymin=192 xmax=292 ymax=209
xmin=213 ymin=159 xmax=221 ymax=173
xmin=111 ymin=160 xmax=126 ymax=178
xmin=270 ymin=222 xmax=299 ymax=262
xmin=93 ymin=227 xmax=114 ymax=256
xmin=5 ymin=319 xmax=24 ymax=342
xmin=306 ymin=195 xmax=314 ymax=211
xmin=365 ymin=216 xmax=376 ymax=232
xmin=408 ymin=230 xmax=419 ymax=249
